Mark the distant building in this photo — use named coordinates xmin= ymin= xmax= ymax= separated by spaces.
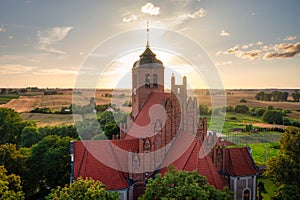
xmin=71 ymin=32 xmax=258 ymax=200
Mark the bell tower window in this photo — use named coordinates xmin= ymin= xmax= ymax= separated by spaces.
xmin=153 ymin=74 xmax=158 ymax=88
xmin=145 ymin=74 xmax=150 ymax=88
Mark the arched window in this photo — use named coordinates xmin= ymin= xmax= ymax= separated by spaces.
xmin=153 ymin=74 xmax=158 ymax=88
xmin=243 ymin=189 xmax=251 ymax=200
xmin=145 ymin=74 xmax=150 ymax=88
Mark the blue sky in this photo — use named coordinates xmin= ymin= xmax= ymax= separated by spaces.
xmin=0 ymin=0 xmax=299 ymax=89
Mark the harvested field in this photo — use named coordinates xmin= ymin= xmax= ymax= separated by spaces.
xmin=21 ymin=113 xmax=82 ymax=127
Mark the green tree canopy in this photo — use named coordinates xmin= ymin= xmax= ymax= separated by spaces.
xmin=262 ymin=110 xmax=284 ymax=124
xmin=21 ymin=126 xmax=40 ymax=147
xmin=291 ymin=91 xmax=300 ymax=102
xmin=265 ymin=127 xmax=300 ymax=199
xmin=104 ymin=123 xmax=120 ymax=139
xmin=0 ymin=165 xmax=25 ymax=200
xmin=0 ymin=108 xmax=33 ymax=145
xmin=29 ymin=135 xmax=74 ymax=194
xmin=199 ymin=104 xmax=210 ymax=115
xmin=139 ymin=167 xmax=232 ymax=200
xmin=234 ymin=104 xmax=249 ymax=113
xmin=46 ymin=177 xmax=119 ymax=200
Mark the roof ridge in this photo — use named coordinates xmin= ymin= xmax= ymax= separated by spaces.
xmin=183 ymin=138 xmax=198 ymax=169
xmin=204 ymin=154 xmax=223 ymax=189
xmin=77 ymin=141 xmax=89 ymax=177
xmin=243 ymin=147 xmax=258 ymax=175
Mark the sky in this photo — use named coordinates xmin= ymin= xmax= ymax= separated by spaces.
xmin=0 ymin=0 xmax=299 ymax=89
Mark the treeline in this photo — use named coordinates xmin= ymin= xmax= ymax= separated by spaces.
xmin=199 ymin=104 xmax=300 ymax=127
xmin=29 ymin=103 xmax=120 ymax=114
xmin=255 ymin=90 xmax=300 ymax=102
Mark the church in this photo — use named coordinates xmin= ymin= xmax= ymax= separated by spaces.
xmin=71 ymin=32 xmax=258 ymax=200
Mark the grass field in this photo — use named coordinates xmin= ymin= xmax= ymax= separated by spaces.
xmin=0 ymin=94 xmax=20 ymax=104
xmin=257 ymin=176 xmax=276 ymax=200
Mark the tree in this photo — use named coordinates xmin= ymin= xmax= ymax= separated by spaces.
xmin=234 ymin=105 xmax=249 ymax=113
xmin=240 ymin=98 xmax=247 ymax=103
xmin=255 ymin=108 xmax=266 ymax=116
xmin=265 ymin=127 xmax=300 ymax=199
xmin=199 ymin=105 xmax=209 ymax=115
xmin=291 ymin=91 xmax=300 ymax=102
xmin=255 ymin=92 xmax=264 ymax=100
xmin=139 ymin=167 xmax=232 ymax=200
xmin=281 ymin=92 xmax=289 ymax=101
xmin=46 ymin=177 xmax=119 ymax=200
xmin=271 ymin=184 xmax=300 ymax=200
xmin=21 ymin=126 xmax=40 ymax=147
xmin=0 ymin=144 xmax=32 ymax=196
xmin=104 ymin=123 xmax=120 ymax=139
xmin=0 ymin=108 xmax=32 ymax=145
xmin=0 ymin=165 xmax=25 ymax=200
xmin=29 ymin=135 xmax=74 ymax=195
xmin=262 ymin=110 xmax=284 ymax=124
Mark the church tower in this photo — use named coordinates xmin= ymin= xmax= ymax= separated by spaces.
xmin=131 ymin=24 xmax=164 ymax=119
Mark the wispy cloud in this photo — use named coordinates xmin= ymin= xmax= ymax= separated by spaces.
xmin=263 ymin=42 xmax=300 ymax=59
xmin=239 ymin=50 xmax=261 ymax=60
xmin=217 ymin=41 xmax=300 ymax=60
xmin=284 ymin=36 xmax=296 ymax=41
xmin=33 ymin=68 xmax=78 ymax=76
xmin=219 ymin=30 xmax=230 ymax=37
xmin=141 ymin=2 xmax=160 ymax=16
xmin=215 ymin=61 xmax=232 ymax=66
xmin=0 ymin=64 xmax=33 ymax=75
xmin=187 ymin=8 xmax=207 ymax=18
xmin=122 ymin=14 xmax=138 ymax=23
xmin=36 ymin=26 xmax=73 ymax=54
xmin=242 ymin=43 xmax=253 ymax=49
xmin=0 ymin=25 xmax=6 ymax=32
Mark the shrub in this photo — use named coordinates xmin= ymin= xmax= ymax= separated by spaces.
xmin=262 ymin=110 xmax=284 ymax=124
xmin=234 ymin=105 xmax=249 ymax=113
xmin=240 ymin=98 xmax=247 ymax=103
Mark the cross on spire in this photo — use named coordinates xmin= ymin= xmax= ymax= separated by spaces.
xmin=146 ymin=21 xmax=150 ymax=48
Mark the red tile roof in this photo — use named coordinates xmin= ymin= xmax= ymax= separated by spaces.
xmin=224 ymin=147 xmax=258 ymax=176
xmin=125 ymin=92 xmax=170 ymax=139
xmin=160 ymin=131 xmax=224 ymax=189
xmin=73 ymin=140 xmax=132 ymax=190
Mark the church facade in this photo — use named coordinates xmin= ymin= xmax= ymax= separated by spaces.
xmin=71 ymin=42 xmax=258 ymax=200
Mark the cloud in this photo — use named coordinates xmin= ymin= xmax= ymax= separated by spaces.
xmin=284 ymin=36 xmax=296 ymax=41
xmin=141 ymin=2 xmax=160 ymax=16
xmin=187 ymin=8 xmax=207 ymax=18
xmin=219 ymin=30 xmax=230 ymax=37
xmin=226 ymin=45 xmax=239 ymax=54
xmin=217 ymin=44 xmax=261 ymax=60
xmin=36 ymin=26 xmax=73 ymax=54
xmin=0 ymin=64 xmax=33 ymax=75
xmin=263 ymin=42 xmax=300 ymax=59
xmin=0 ymin=25 xmax=5 ymax=32
xmin=8 ymin=35 xmax=13 ymax=40
xmin=215 ymin=61 xmax=232 ymax=66
xmin=218 ymin=41 xmax=300 ymax=60
xmin=33 ymin=68 xmax=78 ymax=76
xmin=256 ymin=41 xmax=263 ymax=46
xmin=239 ymin=50 xmax=261 ymax=60
xmin=122 ymin=14 xmax=138 ymax=23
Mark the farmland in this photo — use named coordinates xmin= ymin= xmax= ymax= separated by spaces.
xmin=1 ymin=88 xmax=299 ymax=128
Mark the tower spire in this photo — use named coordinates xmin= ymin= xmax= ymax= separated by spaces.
xmin=146 ymin=21 xmax=149 ymax=48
